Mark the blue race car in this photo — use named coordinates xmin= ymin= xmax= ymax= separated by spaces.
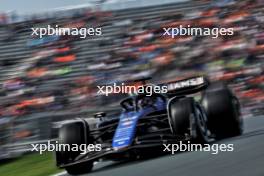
xmin=55 ymin=76 xmax=243 ymax=175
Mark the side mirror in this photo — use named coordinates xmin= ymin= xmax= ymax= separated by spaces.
xmin=94 ymin=112 xmax=106 ymax=119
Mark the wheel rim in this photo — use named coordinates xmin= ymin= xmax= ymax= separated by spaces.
xmin=195 ymin=107 xmax=213 ymax=143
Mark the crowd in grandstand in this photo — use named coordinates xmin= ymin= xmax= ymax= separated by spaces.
xmin=0 ymin=0 xmax=263 ymax=120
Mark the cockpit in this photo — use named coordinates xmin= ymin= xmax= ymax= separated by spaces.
xmin=120 ymin=94 xmax=166 ymax=111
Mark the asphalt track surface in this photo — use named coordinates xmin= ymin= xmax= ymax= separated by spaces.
xmin=61 ymin=115 xmax=264 ymax=176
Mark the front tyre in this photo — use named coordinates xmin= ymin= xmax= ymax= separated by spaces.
xmin=65 ymin=162 xmax=93 ymax=175
xmin=56 ymin=120 xmax=94 ymax=175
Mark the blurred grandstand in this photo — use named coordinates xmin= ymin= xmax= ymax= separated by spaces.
xmin=0 ymin=0 xmax=263 ymax=159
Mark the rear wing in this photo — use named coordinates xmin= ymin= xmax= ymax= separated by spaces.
xmin=98 ymin=76 xmax=209 ymax=96
xmin=160 ymin=76 xmax=210 ymax=95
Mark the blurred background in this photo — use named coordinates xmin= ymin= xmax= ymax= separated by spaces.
xmin=0 ymin=0 xmax=263 ymax=175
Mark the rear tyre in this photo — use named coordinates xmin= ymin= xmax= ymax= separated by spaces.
xmin=202 ymin=83 xmax=243 ymax=139
xmin=168 ymin=97 xmax=209 ymax=142
xmin=168 ymin=97 xmax=194 ymax=136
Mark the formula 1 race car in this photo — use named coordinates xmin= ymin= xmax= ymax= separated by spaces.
xmin=55 ymin=76 xmax=243 ymax=175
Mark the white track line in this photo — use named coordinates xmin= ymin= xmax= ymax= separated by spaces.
xmin=51 ymin=171 xmax=67 ymax=176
